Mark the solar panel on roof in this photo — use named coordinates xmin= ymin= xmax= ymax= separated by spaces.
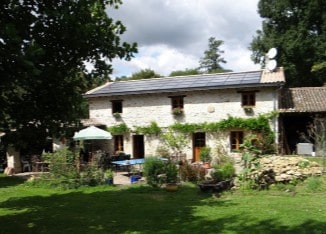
xmin=87 ymin=70 xmax=279 ymax=97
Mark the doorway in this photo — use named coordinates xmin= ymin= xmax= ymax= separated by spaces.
xmin=193 ymin=132 xmax=206 ymax=162
xmin=133 ymin=135 xmax=144 ymax=159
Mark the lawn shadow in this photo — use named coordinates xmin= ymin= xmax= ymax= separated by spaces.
xmin=0 ymin=175 xmax=26 ymax=188
xmin=0 ymin=184 xmax=325 ymax=233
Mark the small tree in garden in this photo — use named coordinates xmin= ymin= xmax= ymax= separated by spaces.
xmin=36 ymin=148 xmax=106 ymax=189
xmin=240 ymin=134 xmax=263 ymax=170
xmin=307 ymin=115 xmax=326 ymax=172
xmin=199 ymin=147 xmax=212 ymax=163
xmin=143 ymin=157 xmax=166 ymax=188
xmin=162 ymin=129 xmax=189 ymax=156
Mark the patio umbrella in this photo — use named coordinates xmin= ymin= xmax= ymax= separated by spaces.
xmin=73 ymin=126 xmax=112 ymax=140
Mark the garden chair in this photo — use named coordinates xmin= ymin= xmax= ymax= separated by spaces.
xmin=21 ymin=157 xmax=31 ymax=172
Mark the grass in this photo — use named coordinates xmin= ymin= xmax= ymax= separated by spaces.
xmin=0 ymin=175 xmax=326 ymax=234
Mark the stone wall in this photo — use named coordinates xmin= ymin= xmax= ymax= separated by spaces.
xmin=87 ymin=87 xmax=279 ymax=159
xmin=247 ymin=156 xmax=323 ymax=185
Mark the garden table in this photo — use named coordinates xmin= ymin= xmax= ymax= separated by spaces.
xmin=111 ymin=158 xmax=168 ymax=175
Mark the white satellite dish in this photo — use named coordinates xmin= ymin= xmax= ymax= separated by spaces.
xmin=267 ymin=59 xmax=277 ymax=71
xmin=267 ymin=48 xmax=277 ymax=59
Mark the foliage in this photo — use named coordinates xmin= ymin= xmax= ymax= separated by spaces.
xmin=107 ymin=123 xmax=130 ymax=135
xmin=307 ymin=116 xmax=326 ymax=158
xmin=170 ymin=114 xmax=275 ymax=135
xmin=143 ymin=157 xmax=166 ymax=188
xmin=164 ymin=160 xmax=179 ymax=184
xmin=105 ymin=169 xmax=114 ymax=179
xmin=169 ymin=68 xmax=200 ymax=77
xmin=134 ymin=121 xmax=161 ymax=135
xmin=172 ymin=107 xmax=184 ymax=116
xmin=116 ymin=69 xmax=161 ymax=81
xmin=162 ymin=130 xmax=189 ymax=154
xmin=212 ymin=142 xmax=234 ymax=166
xmin=298 ymin=159 xmax=310 ymax=169
xmin=36 ymin=148 xmax=106 ymax=189
xmin=155 ymin=145 xmax=171 ymax=158
xmin=79 ymin=165 xmax=105 ymax=187
xmin=240 ymin=134 xmax=263 ymax=170
xmin=113 ymin=112 xmax=121 ymax=118
xmin=210 ymin=162 xmax=236 ymax=183
xmin=199 ymin=37 xmax=228 ymax=73
xmin=250 ymin=0 xmax=326 ymax=87
xmin=199 ymin=147 xmax=211 ymax=162
xmin=0 ymin=0 xmax=137 ymax=149
xmin=302 ymin=176 xmax=324 ymax=192
xmin=42 ymin=148 xmax=77 ymax=180
xmin=170 ymin=122 xmax=200 ymax=133
xmin=179 ymin=162 xmax=206 ymax=182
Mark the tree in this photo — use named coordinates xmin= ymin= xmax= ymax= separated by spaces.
xmin=199 ymin=37 xmax=228 ymax=73
xmin=169 ymin=68 xmax=200 ymax=77
xmin=115 ymin=69 xmax=160 ymax=81
xmin=130 ymin=69 xmax=161 ymax=80
xmin=250 ymin=0 xmax=326 ymax=87
xmin=0 ymin=0 xmax=137 ymax=150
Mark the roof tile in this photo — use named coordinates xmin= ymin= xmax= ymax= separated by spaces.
xmin=280 ymin=87 xmax=326 ymax=113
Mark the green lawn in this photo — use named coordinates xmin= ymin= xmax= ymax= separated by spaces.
xmin=0 ymin=175 xmax=326 ymax=234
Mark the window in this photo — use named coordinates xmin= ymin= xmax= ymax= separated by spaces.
xmin=241 ymin=92 xmax=256 ymax=106
xmin=111 ymin=100 xmax=123 ymax=114
xmin=230 ymin=131 xmax=244 ymax=151
xmin=114 ymin=135 xmax=124 ymax=152
xmin=170 ymin=96 xmax=184 ymax=109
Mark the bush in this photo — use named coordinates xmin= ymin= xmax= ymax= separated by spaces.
xmin=302 ymin=176 xmax=324 ymax=192
xmin=32 ymin=148 xmax=106 ymax=189
xmin=180 ymin=161 xmax=205 ymax=182
xmin=165 ymin=161 xmax=178 ymax=183
xmin=199 ymin=147 xmax=211 ymax=162
xmin=210 ymin=162 xmax=235 ymax=182
xmin=143 ymin=157 xmax=166 ymax=187
xmin=155 ymin=145 xmax=171 ymax=158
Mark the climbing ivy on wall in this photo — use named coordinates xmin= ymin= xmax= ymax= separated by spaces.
xmin=107 ymin=113 xmax=277 ymax=135
xmin=106 ymin=112 xmax=278 ymax=154
xmin=134 ymin=121 xmax=161 ymax=135
xmin=107 ymin=123 xmax=130 ymax=135
xmin=170 ymin=114 xmax=276 ymax=134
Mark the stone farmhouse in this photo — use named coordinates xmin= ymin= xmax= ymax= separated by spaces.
xmin=84 ymin=68 xmax=285 ymax=162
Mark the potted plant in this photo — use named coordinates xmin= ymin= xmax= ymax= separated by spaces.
xmin=243 ymin=106 xmax=253 ymax=114
xmin=199 ymin=147 xmax=212 ymax=169
xmin=198 ymin=162 xmax=235 ymax=193
xmin=164 ymin=160 xmax=179 ymax=192
xmin=172 ymin=107 xmax=184 ymax=116
xmin=113 ymin=112 xmax=121 ymax=118
xmin=105 ymin=169 xmax=114 ymax=184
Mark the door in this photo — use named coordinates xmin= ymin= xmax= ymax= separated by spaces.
xmin=193 ymin=132 xmax=206 ymax=162
xmin=133 ymin=135 xmax=144 ymax=159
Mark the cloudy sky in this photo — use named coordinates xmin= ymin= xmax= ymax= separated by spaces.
xmin=107 ymin=0 xmax=263 ymax=78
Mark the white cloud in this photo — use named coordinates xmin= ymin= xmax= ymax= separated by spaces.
xmin=108 ymin=0 xmax=262 ymax=78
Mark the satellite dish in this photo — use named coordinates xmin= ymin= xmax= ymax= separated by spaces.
xmin=267 ymin=48 xmax=277 ymax=59
xmin=267 ymin=59 xmax=277 ymax=71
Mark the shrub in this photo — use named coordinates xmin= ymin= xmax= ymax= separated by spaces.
xmin=33 ymin=148 xmax=106 ymax=189
xmin=199 ymin=147 xmax=211 ymax=162
xmin=165 ymin=161 xmax=178 ymax=183
xmin=155 ymin=145 xmax=171 ymax=158
xmin=179 ymin=161 xmax=205 ymax=182
xmin=210 ymin=162 xmax=236 ymax=182
xmin=143 ymin=157 xmax=166 ymax=187
xmin=302 ymin=176 xmax=324 ymax=192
